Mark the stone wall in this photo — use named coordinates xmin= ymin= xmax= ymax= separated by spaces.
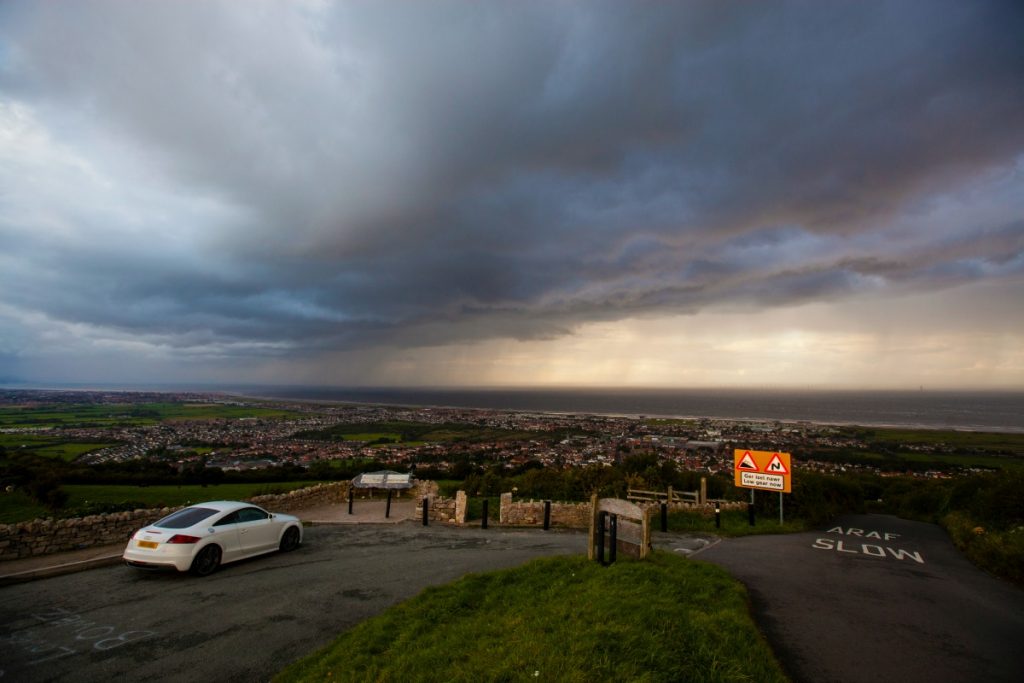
xmin=0 ymin=508 xmax=173 ymax=561
xmin=0 ymin=482 xmax=350 ymax=562
xmin=411 ymin=479 xmax=439 ymax=500
xmin=407 ymin=490 xmax=752 ymax=530
xmin=498 ymin=493 xmax=592 ymax=528
xmin=497 ymin=493 xmax=749 ymax=528
xmin=249 ymin=482 xmax=349 ymax=512
xmin=414 ymin=489 xmax=465 ymax=525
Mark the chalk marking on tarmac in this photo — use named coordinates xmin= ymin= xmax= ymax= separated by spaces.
xmin=687 ymin=537 xmax=722 ymax=556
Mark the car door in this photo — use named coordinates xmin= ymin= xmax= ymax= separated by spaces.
xmin=235 ymin=507 xmax=279 ymax=555
xmin=210 ymin=511 xmax=245 ymax=563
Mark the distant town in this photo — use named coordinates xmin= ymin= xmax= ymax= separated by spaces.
xmin=2 ymin=389 xmax=1008 ymax=480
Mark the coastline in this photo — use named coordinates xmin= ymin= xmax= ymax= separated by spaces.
xmin=228 ymin=387 xmax=1024 ymax=434
xmin=5 ymin=383 xmax=1024 ymax=433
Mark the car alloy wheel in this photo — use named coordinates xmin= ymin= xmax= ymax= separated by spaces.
xmin=190 ymin=544 xmax=222 ymax=577
xmin=279 ymin=526 xmax=300 ymax=552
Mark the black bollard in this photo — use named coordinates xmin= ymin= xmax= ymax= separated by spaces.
xmin=385 ymin=489 xmax=392 ymax=518
xmin=597 ymin=511 xmax=607 ymax=565
xmin=422 ymin=496 xmax=429 ymax=526
xmin=609 ymin=514 xmax=618 ymax=564
xmin=660 ymin=502 xmax=668 ymax=532
xmin=481 ymin=498 xmax=489 ymax=529
xmin=543 ymin=500 xmax=551 ymax=530
xmin=347 ymin=486 xmax=353 ymax=515
xmin=715 ymin=504 xmax=721 ymax=529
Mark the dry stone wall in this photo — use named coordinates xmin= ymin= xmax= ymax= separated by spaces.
xmin=415 ymin=491 xmax=464 ymax=525
xmin=412 ymin=491 xmax=750 ymax=530
xmin=497 ymin=493 xmax=749 ymax=528
xmin=0 ymin=482 xmax=350 ymax=562
xmin=0 ymin=508 xmax=173 ymax=561
xmin=248 ymin=482 xmax=348 ymax=512
xmin=498 ymin=493 xmax=592 ymax=527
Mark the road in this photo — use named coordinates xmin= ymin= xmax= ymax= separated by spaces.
xmin=4 ymin=514 xmax=1021 ymax=682
xmin=697 ymin=513 xmax=1024 ymax=683
xmin=0 ymin=524 xmax=587 ymax=682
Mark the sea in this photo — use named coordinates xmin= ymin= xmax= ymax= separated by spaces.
xmin=225 ymin=386 xmax=1024 ymax=433
xmin=6 ymin=383 xmax=1022 ymax=432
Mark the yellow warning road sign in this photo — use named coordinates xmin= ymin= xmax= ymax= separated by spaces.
xmin=734 ymin=449 xmax=793 ymax=493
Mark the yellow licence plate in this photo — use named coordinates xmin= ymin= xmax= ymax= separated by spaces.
xmin=137 ymin=540 xmax=159 ymax=549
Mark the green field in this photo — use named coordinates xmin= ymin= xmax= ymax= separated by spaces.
xmin=0 ymin=481 xmax=323 ymax=523
xmin=0 ymin=402 xmax=306 ymax=429
xmin=275 ymin=553 xmax=786 ymax=682
xmin=0 ymin=434 xmax=116 ymax=462
xmin=840 ymin=427 xmax=1024 ymax=454
xmin=328 ymin=432 xmax=424 ymax=447
xmin=295 ymin=421 xmax=537 ymax=445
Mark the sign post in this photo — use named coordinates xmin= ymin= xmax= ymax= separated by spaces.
xmin=734 ymin=450 xmax=793 ymax=524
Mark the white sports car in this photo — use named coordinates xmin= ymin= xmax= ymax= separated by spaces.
xmin=123 ymin=500 xmax=303 ymax=576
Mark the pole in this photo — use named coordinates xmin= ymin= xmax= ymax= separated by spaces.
xmin=660 ymin=502 xmax=668 ymax=532
xmin=779 ymin=492 xmax=783 ymax=526
xmin=748 ymin=489 xmax=755 ymax=526
xmin=543 ymin=500 xmax=551 ymax=530
xmin=422 ymin=496 xmax=429 ymax=526
xmin=481 ymin=498 xmax=489 ymax=529
xmin=609 ymin=514 xmax=618 ymax=564
xmin=385 ymin=489 xmax=392 ymax=518
xmin=597 ymin=511 xmax=607 ymax=565
xmin=347 ymin=486 xmax=353 ymax=515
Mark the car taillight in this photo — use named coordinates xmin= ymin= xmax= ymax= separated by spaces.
xmin=167 ymin=534 xmax=201 ymax=544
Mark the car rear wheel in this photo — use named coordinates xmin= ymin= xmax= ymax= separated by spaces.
xmin=279 ymin=526 xmax=300 ymax=552
xmin=190 ymin=544 xmax=222 ymax=576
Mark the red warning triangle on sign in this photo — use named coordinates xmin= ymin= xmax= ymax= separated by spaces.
xmin=737 ymin=452 xmax=759 ymax=471
xmin=765 ymin=453 xmax=789 ymax=474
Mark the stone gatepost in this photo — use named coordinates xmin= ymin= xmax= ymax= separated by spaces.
xmin=499 ymin=492 xmax=512 ymax=524
xmin=455 ymin=490 xmax=468 ymax=524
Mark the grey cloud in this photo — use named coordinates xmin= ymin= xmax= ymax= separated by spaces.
xmin=0 ymin=0 xmax=1022 ymax=372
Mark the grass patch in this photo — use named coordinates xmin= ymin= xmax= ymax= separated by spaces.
xmin=0 ymin=481 xmax=324 ymax=523
xmin=942 ymin=511 xmax=1024 ymax=585
xmin=0 ymin=402 xmax=304 ymax=429
xmin=334 ymin=432 xmax=403 ymax=443
xmin=33 ymin=442 xmax=116 ymax=462
xmin=274 ymin=553 xmax=786 ymax=683
xmin=0 ymin=434 xmax=117 ymax=461
xmin=865 ymin=428 xmax=1024 ymax=455
xmin=0 ymin=433 xmax=58 ymax=449
xmin=465 ymin=495 xmax=501 ymax=521
xmin=63 ymin=482 xmax=321 ymax=508
xmin=667 ymin=508 xmax=808 ymax=537
xmin=0 ymin=490 xmax=49 ymax=524
xmin=295 ymin=421 xmax=536 ymax=445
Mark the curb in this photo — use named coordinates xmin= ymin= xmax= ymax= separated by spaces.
xmin=0 ymin=554 xmax=123 ymax=587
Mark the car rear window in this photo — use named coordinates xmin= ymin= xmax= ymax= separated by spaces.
xmin=153 ymin=507 xmax=219 ymax=529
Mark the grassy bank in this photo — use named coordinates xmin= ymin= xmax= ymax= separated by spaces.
xmin=0 ymin=481 xmax=322 ymax=523
xmin=275 ymin=553 xmax=786 ymax=683
xmin=943 ymin=511 xmax=1024 ymax=585
xmin=667 ymin=508 xmax=808 ymax=536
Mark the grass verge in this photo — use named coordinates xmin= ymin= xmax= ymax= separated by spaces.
xmin=274 ymin=553 xmax=786 ymax=683
xmin=667 ymin=508 xmax=808 ymax=537
xmin=942 ymin=511 xmax=1024 ymax=585
xmin=0 ymin=481 xmax=323 ymax=523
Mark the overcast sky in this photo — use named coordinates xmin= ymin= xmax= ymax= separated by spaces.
xmin=1 ymin=1 xmax=1022 ymax=390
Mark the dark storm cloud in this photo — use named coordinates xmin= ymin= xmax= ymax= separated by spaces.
xmin=0 ymin=0 xmax=1022 ymax=366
